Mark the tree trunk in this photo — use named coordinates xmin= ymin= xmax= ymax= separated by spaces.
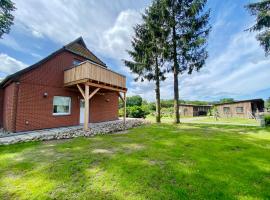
xmin=155 ymin=57 xmax=161 ymax=123
xmin=172 ymin=25 xmax=180 ymax=123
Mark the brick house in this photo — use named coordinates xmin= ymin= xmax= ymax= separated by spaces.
xmin=0 ymin=37 xmax=127 ymax=133
xmin=179 ymin=99 xmax=264 ymax=118
xmin=215 ymin=99 xmax=264 ymax=118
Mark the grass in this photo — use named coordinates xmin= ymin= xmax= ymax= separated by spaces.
xmin=192 ymin=117 xmax=259 ymax=125
xmin=146 ymin=115 xmax=191 ymax=123
xmin=0 ymin=124 xmax=270 ymax=199
xmin=146 ymin=115 xmax=259 ymax=125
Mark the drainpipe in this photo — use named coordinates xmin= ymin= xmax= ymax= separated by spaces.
xmin=12 ymin=82 xmax=20 ymax=132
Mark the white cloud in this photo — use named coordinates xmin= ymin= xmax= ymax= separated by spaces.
xmin=13 ymin=0 xmax=145 ymax=57
xmin=31 ymin=30 xmax=44 ymax=38
xmin=0 ymin=35 xmax=25 ymax=52
xmin=0 ymin=54 xmax=27 ymax=76
xmin=12 ymin=0 xmax=146 ymax=74
xmin=101 ymin=9 xmax=142 ymax=59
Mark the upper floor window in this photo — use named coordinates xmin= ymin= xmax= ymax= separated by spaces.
xmin=73 ymin=59 xmax=82 ymax=65
xmin=223 ymin=107 xmax=230 ymax=114
xmin=236 ymin=107 xmax=244 ymax=113
xmin=53 ymin=96 xmax=71 ymax=115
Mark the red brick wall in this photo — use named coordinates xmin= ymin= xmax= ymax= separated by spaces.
xmin=2 ymin=83 xmax=18 ymax=132
xmin=90 ymin=92 xmax=118 ymax=123
xmin=2 ymin=50 xmax=119 ymax=132
xmin=15 ymin=83 xmax=81 ymax=132
xmin=0 ymin=88 xmax=4 ymax=127
xmin=20 ymin=51 xmax=84 ymax=87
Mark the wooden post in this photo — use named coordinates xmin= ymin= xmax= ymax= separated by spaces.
xmin=77 ymin=84 xmax=100 ymax=131
xmin=84 ymin=84 xmax=89 ymax=131
xmin=123 ymin=92 xmax=126 ymax=126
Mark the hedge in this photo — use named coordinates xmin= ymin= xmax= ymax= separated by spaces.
xmin=265 ymin=114 xmax=270 ymax=126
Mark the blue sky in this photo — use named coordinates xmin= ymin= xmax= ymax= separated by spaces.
xmin=0 ymin=0 xmax=269 ymax=102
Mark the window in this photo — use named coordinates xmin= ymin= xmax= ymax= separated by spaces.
xmin=236 ymin=107 xmax=244 ymax=113
xmin=53 ymin=96 xmax=71 ymax=115
xmin=223 ymin=107 xmax=230 ymax=114
xmin=73 ymin=59 xmax=82 ymax=65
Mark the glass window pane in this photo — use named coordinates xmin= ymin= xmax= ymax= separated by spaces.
xmin=223 ymin=107 xmax=230 ymax=113
xmin=236 ymin=107 xmax=244 ymax=113
xmin=73 ymin=59 xmax=81 ymax=65
xmin=53 ymin=96 xmax=71 ymax=115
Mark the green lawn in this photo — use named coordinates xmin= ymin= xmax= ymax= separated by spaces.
xmin=146 ymin=115 xmax=191 ymax=123
xmin=146 ymin=115 xmax=259 ymax=126
xmin=191 ymin=117 xmax=259 ymax=125
xmin=0 ymin=124 xmax=270 ymax=199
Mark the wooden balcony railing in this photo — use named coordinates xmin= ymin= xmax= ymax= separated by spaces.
xmin=64 ymin=61 xmax=126 ymax=90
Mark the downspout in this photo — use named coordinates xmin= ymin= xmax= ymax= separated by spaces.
xmin=13 ymin=82 xmax=20 ymax=132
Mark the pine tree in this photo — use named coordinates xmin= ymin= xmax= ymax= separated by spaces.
xmin=124 ymin=0 xmax=168 ymax=123
xmin=246 ymin=0 xmax=270 ymax=55
xmin=162 ymin=0 xmax=210 ymax=123
xmin=0 ymin=0 xmax=16 ymax=38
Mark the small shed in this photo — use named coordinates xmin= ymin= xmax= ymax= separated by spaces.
xmin=179 ymin=104 xmax=212 ymax=117
xmin=214 ymin=99 xmax=264 ymax=118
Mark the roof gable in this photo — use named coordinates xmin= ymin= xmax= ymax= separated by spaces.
xmin=0 ymin=37 xmax=106 ymax=88
xmin=64 ymin=38 xmax=106 ymax=66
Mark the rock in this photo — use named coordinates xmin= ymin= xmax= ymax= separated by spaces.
xmin=0 ymin=118 xmax=149 ymax=145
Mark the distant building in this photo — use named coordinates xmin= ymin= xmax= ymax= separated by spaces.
xmin=179 ymin=104 xmax=212 ymax=117
xmin=179 ymin=99 xmax=265 ymax=118
xmin=214 ymin=99 xmax=264 ymax=118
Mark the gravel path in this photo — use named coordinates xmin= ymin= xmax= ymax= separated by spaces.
xmin=0 ymin=119 xmax=148 ymax=145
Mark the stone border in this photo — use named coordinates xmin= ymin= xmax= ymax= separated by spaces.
xmin=0 ymin=119 xmax=149 ymax=145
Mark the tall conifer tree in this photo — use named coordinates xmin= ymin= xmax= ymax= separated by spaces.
xmin=124 ymin=0 xmax=168 ymax=123
xmin=162 ymin=0 xmax=210 ymax=123
xmin=246 ymin=0 xmax=270 ymax=55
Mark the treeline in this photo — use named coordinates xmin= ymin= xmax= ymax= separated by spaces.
xmin=118 ymin=95 xmax=234 ymax=118
xmin=119 ymin=95 xmax=270 ymax=119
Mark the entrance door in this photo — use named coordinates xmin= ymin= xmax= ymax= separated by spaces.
xmin=80 ymin=99 xmax=85 ymax=124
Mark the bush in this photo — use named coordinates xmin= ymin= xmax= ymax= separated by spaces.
xmin=265 ymin=114 xmax=270 ymax=126
xmin=161 ymin=107 xmax=174 ymax=117
xmin=118 ymin=105 xmax=150 ymax=118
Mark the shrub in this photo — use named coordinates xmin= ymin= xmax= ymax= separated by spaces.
xmin=128 ymin=106 xmax=149 ymax=118
xmin=118 ymin=105 xmax=150 ymax=118
xmin=161 ymin=107 xmax=174 ymax=118
xmin=265 ymin=114 xmax=270 ymax=126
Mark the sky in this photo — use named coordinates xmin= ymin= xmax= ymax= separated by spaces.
xmin=0 ymin=0 xmax=269 ymax=102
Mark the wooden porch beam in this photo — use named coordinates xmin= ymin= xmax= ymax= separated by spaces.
xmin=86 ymin=81 xmax=127 ymax=93
xmin=84 ymin=84 xmax=90 ymax=131
xmin=77 ymin=84 xmax=85 ymax=99
xmin=123 ymin=92 xmax=126 ymax=127
xmin=118 ymin=92 xmax=124 ymax=102
xmin=88 ymin=88 xmax=100 ymax=100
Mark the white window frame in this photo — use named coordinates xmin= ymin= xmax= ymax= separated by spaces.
xmin=52 ymin=96 xmax=71 ymax=116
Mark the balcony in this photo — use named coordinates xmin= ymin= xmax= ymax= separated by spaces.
xmin=64 ymin=60 xmax=127 ymax=92
xmin=64 ymin=60 xmax=127 ymax=130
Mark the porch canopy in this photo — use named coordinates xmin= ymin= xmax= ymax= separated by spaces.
xmin=64 ymin=60 xmax=127 ymax=131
